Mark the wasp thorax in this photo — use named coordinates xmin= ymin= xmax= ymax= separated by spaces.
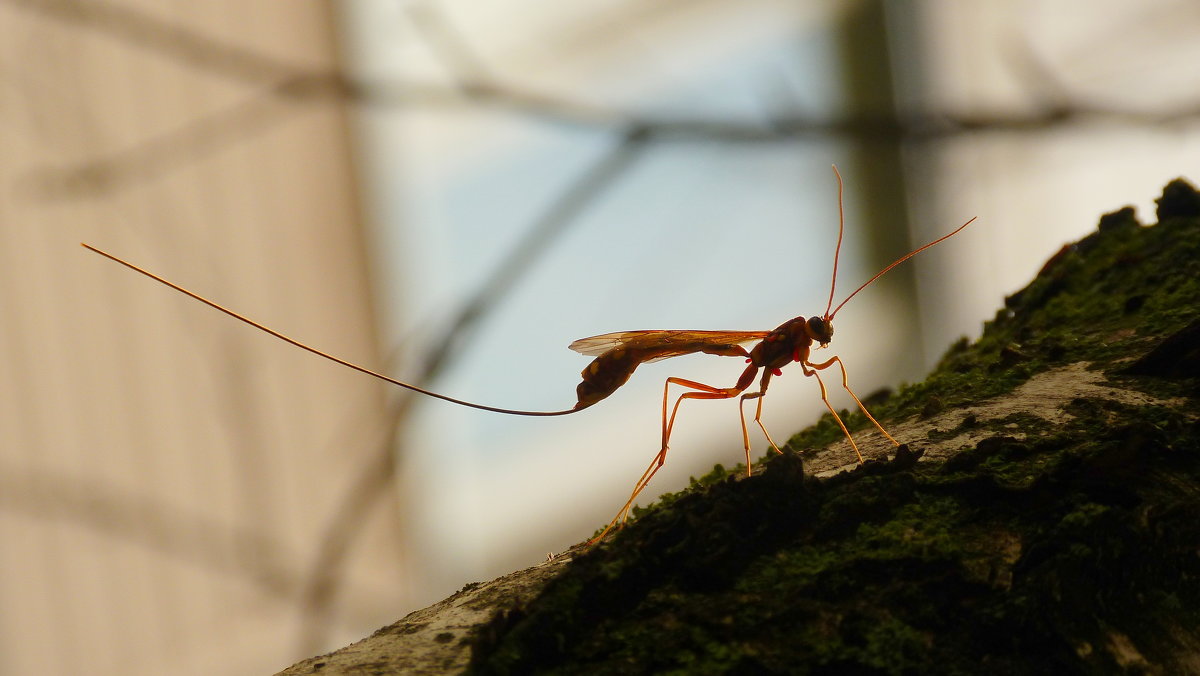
xmin=807 ymin=316 xmax=834 ymax=346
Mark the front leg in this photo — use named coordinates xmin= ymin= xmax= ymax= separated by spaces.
xmin=803 ymin=354 xmax=901 ymax=463
xmin=807 ymin=355 xmax=899 ymax=446
xmin=801 ymin=358 xmax=864 ymax=463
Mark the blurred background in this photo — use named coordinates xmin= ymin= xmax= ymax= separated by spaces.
xmin=2 ymin=0 xmax=1198 ymax=673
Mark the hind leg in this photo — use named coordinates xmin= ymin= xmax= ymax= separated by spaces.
xmin=589 ymin=376 xmax=748 ymax=544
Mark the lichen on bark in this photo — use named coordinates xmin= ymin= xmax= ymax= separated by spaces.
xmin=275 ymin=179 xmax=1200 ymax=676
xmin=467 ymin=178 xmax=1200 ymax=675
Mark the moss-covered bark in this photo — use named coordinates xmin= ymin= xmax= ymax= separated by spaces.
xmin=468 ymin=179 xmax=1200 ymax=675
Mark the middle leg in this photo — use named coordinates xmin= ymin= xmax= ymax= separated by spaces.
xmin=738 ymin=368 xmax=784 ymax=475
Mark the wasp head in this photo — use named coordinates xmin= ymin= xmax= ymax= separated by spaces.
xmin=807 ymin=315 xmax=834 ymax=347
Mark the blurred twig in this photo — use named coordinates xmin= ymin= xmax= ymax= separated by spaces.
xmin=0 ymin=466 xmax=293 ymax=600
xmin=25 ymin=76 xmax=1200 ymax=200
xmin=293 ymin=126 xmax=653 ymax=653
xmin=6 ymin=0 xmax=306 ymax=83
xmin=15 ymin=0 xmax=1200 ymax=200
xmin=14 ymin=0 xmax=1200 ymax=654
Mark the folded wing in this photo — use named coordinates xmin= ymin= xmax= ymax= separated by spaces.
xmin=569 ymin=329 xmax=769 ymax=363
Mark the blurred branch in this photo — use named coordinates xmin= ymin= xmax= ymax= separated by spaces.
xmin=21 ymin=86 xmax=294 ymax=199
xmin=17 ymin=0 xmax=1199 ymax=652
xmin=0 ymin=466 xmax=296 ymax=599
xmin=293 ymin=127 xmax=653 ymax=653
xmin=0 ymin=467 xmax=404 ymax=627
xmin=290 ymin=10 xmax=657 ymax=651
xmin=25 ymin=76 xmax=1200 ymax=200
xmin=404 ymin=1 xmax=494 ymax=86
xmin=15 ymin=0 xmax=1200 ymax=199
xmin=5 ymin=0 xmax=307 ymax=84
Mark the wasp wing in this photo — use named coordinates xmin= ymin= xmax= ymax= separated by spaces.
xmin=568 ymin=330 xmax=770 ymax=363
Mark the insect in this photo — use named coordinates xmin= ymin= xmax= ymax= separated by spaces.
xmin=82 ymin=166 xmax=974 ymax=543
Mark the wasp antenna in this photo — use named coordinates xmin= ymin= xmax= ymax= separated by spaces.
xmin=824 ymin=165 xmax=846 ymax=318
xmin=80 ymin=243 xmax=580 ymax=417
xmin=827 ymin=216 xmax=977 ymax=320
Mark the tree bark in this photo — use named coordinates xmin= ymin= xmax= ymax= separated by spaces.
xmin=277 ymin=179 xmax=1200 ymax=675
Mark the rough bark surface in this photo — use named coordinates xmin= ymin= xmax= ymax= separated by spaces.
xmin=276 ymin=179 xmax=1200 ymax=675
xmin=275 ymin=555 xmax=575 ymax=675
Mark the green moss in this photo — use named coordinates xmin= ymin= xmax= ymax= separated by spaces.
xmin=470 ymin=180 xmax=1200 ymax=675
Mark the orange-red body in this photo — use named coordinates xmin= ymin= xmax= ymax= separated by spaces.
xmin=81 ymin=164 xmax=974 ymax=546
xmin=572 ymin=315 xmax=835 ymax=411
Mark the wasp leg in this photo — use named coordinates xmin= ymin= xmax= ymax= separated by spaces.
xmin=807 ymin=355 xmax=899 ymax=447
xmin=801 ymin=359 xmax=864 ymax=463
xmin=741 ymin=392 xmax=783 ymax=455
xmin=806 ymin=357 xmax=902 ymax=463
xmin=739 ymin=369 xmax=783 ymax=476
xmin=589 ymin=376 xmax=748 ymax=544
